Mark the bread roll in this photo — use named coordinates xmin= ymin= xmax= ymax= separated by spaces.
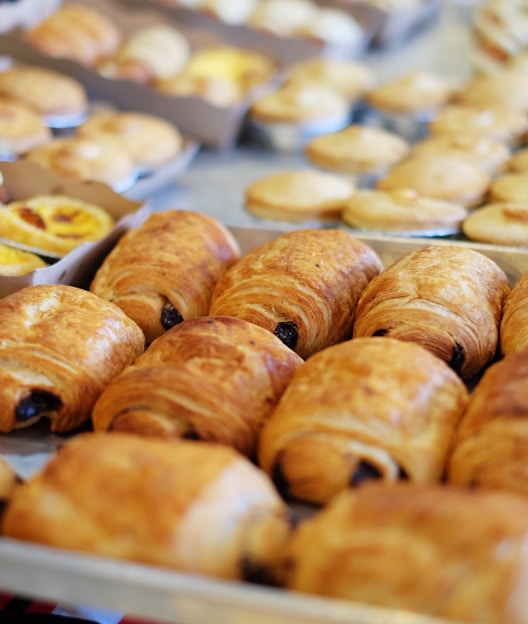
xmin=90 ymin=210 xmax=240 ymax=344
xmin=500 ymin=270 xmax=528 ymax=355
xmin=92 ymin=316 xmax=303 ymax=458
xmin=0 ymin=284 xmax=145 ymax=433
xmin=209 ymin=229 xmax=382 ymax=359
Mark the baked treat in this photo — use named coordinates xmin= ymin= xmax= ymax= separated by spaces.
xmin=24 ymin=136 xmax=136 ymax=191
xmin=244 ymin=169 xmax=354 ymax=223
xmin=448 ymin=349 xmax=528 ymax=496
xmin=0 ymin=455 xmax=18 ymax=506
xmin=293 ymin=7 xmax=364 ymax=50
xmin=258 ymin=337 xmax=468 ymax=505
xmin=0 ymin=97 xmax=51 ymax=157
xmin=500 ymin=270 xmax=528 ymax=356
xmin=200 ymin=0 xmax=258 ymax=24
xmin=0 ymin=65 xmax=88 ymax=120
xmin=90 ymin=210 xmax=240 ymax=344
xmin=155 ymin=74 xmax=243 ymax=107
xmin=0 ymin=243 xmax=47 ymax=275
xmin=376 ymin=154 xmax=491 ymax=207
xmin=92 ymin=316 xmax=303 ymax=457
xmin=24 ymin=4 xmax=122 ymax=68
xmin=353 ymin=245 xmax=511 ymax=379
xmin=0 ymin=195 xmax=115 ymax=256
xmin=76 ymin=111 xmax=183 ymax=170
xmin=342 ymin=189 xmax=468 ymax=235
xmin=2 ymin=431 xmax=291 ymax=583
xmin=282 ymin=482 xmax=528 ymax=623
xmin=462 ymin=202 xmax=528 ymax=246
xmin=489 ymin=171 xmax=528 ymax=203
xmin=0 ymin=284 xmax=145 ymax=433
xmin=455 ymin=69 xmax=528 ymax=114
xmin=247 ymin=0 xmax=318 ymax=36
xmin=506 ymin=147 xmax=528 ymax=173
xmin=209 ymin=229 xmax=382 ymax=359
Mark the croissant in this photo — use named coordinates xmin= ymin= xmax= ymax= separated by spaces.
xmin=209 ymin=229 xmax=382 ymax=359
xmin=0 ymin=284 xmax=145 ymax=433
xmin=282 ymin=482 xmax=528 ymax=624
xmin=500 ymin=271 xmax=528 ymax=356
xmin=90 ymin=210 xmax=241 ymax=344
xmin=2 ymin=432 xmax=291 ymax=583
xmin=258 ymin=337 xmax=468 ymax=505
xmin=92 ymin=316 xmax=303 ymax=458
xmin=448 ymin=349 xmax=528 ymax=495
xmin=0 ymin=455 xmax=19 ymax=509
xmin=353 ymin=245 xmax=510 ymax=379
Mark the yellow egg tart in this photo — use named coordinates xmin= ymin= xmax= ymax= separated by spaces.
xmin=0 ymin=242 xmax=47 ymax=275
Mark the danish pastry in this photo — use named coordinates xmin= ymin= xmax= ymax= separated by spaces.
xmin=92 ymin=316 xmax=303 ymax=457
xmin=500 ymin=270 xmax=528 ymax=356
xmin=2 ymin=432 xmax=291 ymax=583
xmin=258 ymin=337 xmax=468 ymax=505
xmin=352 ymin=245 xmax=510 ymax=379
xmin=0 ymin=284 xmax=145 ymax=433
xmin=90 ymin=210 xmax=240 ymax=344
xmin=209 ymin=229 xmax=383 ymax=359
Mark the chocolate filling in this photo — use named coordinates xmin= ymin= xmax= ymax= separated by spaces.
xmin=448 ymin=342 xmax=465 ymax=373
xmin=160 ymin=302 xmax=183 ymax=331
xmin=372 ymin=328 xmax=389 ymax=337
xmin=271 ymin=458 xmax=291 ymax=499
xmin=349 ymin=460 xmax=382 ymax=486
xmin=15 ymin=391 xmax=62 ymax=423
xmin=274 ymin=321 xmax=298 ymax=350
xmin=240 ymin=557 xmax=279 ymax=586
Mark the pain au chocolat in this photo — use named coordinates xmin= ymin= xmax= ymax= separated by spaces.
xmin=500 ymin=270 xmax=528 ymax=356
xmin=0 ymin=284 xmax=145 ymax=433
xmin=90 ymin=210 xmax=240 ymax=344
xmin=352 ymin=245 xmax=510 ymax=379
xmin=92 ymin=316 xmax=303 ymax=458
xmin=209 ymin=229 xmax=382 ymax=359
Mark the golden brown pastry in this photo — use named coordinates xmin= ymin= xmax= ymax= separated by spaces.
xmin=209 ymin=229 xmax=383 ymax=359
xmin=448 ymin=349 xmax=528 ymax=495
xmin=2 ymin=432 xmax=291 ymax=583
xmin=500 ymin=270 xmax=528 ymax=356
xmin=0 ymin=195 xmax=115 ymax=257
xmin=353 ymin=245 xmax=511 ymax=379
xmin=92 ymin=316 xmax=303 ymax=457
xmin=462 ymin=202 xmax=528 ymax=246
xmin=0 ymin=97 xmax=51 ymax=157
xmin=0 ymin=455 xmax=19 ymax=506
xmin=0 ymin=243 xmax=47 ymax=275
xmin=0 ymin=284 xmax=145 ymax=433
xmin=283 ymin=482 xmax=528 ymax=624
xmin=456 ymin=69 xmax=528 ymax=114
xmin=258 ymin=337 xmax=468 ymax=506
xmin=90 ymin=210 xmax=241 ymax=344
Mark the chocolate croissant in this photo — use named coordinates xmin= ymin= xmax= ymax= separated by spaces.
xmin=282 ymin=483 xmax=528 ymax=624
xmin=2 ymin=432 xmax=291 ymax=583
xmin=90 ymin=210 xmax=241 ymax=344
xmin=353 ymin=245 xmax=510 ymax=379
xmin=500 ymin=271 xmax=528 ymax=356
xmin=209 ymin=229 xmax=382 ymax=359
xmin=258 ymin=337 xmax=468 ymax=505
xmin=0 ymin=284 xmax=145 ymax=433
xmin=92 ymin=316 xmax=303 ymax=457
xmin=448 ymin=349 xmax=528 ymax=495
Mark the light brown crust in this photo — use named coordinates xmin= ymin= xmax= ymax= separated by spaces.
xmin=462 ymin=202 xmax=528 ymax=246
xmin=500 ymin=270 xmax=528 ymax=356
xmin=490 ymin=172 xmax=528 ymax=203
xmin=92 ymin=316 xmax=303 ymax=457
xmin=0 ymin=97 xmax=51 ymax=155
xmin=1 ymin=432 xmax=290 ymax=581
xmin=352 ymin=245 xmax=510 ymax=379
xmin=209 ymin=229 xmax=383 ymax=359
xmin=90 ymin=210 xmax=241 ymax=344
xmin=0 ymin=284 xmax=145 ymax=433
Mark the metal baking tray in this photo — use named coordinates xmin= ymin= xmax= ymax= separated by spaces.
xmin=0 ymin=226 xmax=526 ymax=624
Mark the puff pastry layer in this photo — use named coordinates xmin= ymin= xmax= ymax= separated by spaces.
xmin=501 ymin=270 xmax=528 ymax=355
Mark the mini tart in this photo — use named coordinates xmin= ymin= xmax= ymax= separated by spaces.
xmin=455 ymin=70 xmax=528 ymax=114
xmin=0 ymin=242 xmax=47 ymax=275
xmin=244 ymin=169 xmax=354 ymax=222
xmin=506 ymin=148 xmax=528 ymax=173
xmin=77 ymin=111 xmax=183 ymax=169
xmin=305 ymin=125 xmax=410 ymax=176
xmin=462 ymin=202 xmax=528 ymax=246
xmin=343 ymin=189 xmax=468 ymax=235
xmin=489 ymin=172 xmax=528 ymax=203
xmin=0 ymin=195 xmax=115 ymax=256
xmin=0 ymin=97 xmax=51 ymax=156
xmin=377 ymin=155 xmax=491 ymax=208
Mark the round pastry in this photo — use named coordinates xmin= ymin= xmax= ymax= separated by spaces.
xmin=462 ymin=202 xmax=528 ymax=246
xmin=342 ymin=189 xmax=468 ymax=235
xmin=500 ymin=270 xmax=528 ymax=356
xmin=293 ymin=7 xmax=364 ymax=50
xmin=0 ymin=195 xmax=115 ymax=256
xmin=353 ymin=245 xmax=511 ymax=379
xmin=155 ymin=74 xmax=243 ymax=107
xmin=24 ymin=4 xmax=122 ymax=68
xmin=489 ymin=171 xmax=528 ymax=203
xmin=76 ymin=111 xmax=183 ymax=170
xmin=24 ymin=136 xmax=136 ymax=192
xmin=244 ymin=169 xmax=354 ymax=222
xmin=247 ymin=0 xmax=318 ymax=36
xmin=0 ymin=243 xmax=47 ymax=275
xmin=0 ymin=96 xmax=51 ymax=157
xmin=455 ymin=69 xmax=528 ymax=114
xmin=506 ymin=147 xmax=528 ymax=173
xmin=376 ymin=154 xmax=491 ymax=208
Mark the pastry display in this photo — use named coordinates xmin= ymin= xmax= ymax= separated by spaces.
xmin=455 ymin=69 xmax=528 ymax=114
xmin=500 ymin=270 xmax=528 ymax=356
xmin=353 ymin=245 xmax=511 ymax=379
xmin=2 ymin=432 xmax=291 ymax=582
xmin=0 ymin=243 xmax=47 ymax=276
xmin=0 ymin=284 xmax=145 ymax=433
xmin=462 ymin=202 xmax=528 ymax=246
xmin=258 ymin=337 xmax=469 ymax=505
xmin=244 ymin=169 xmax=354 ymax=223
xmin=90 ymin=210 xmax=240 ymax=344
xmin=209 ymin=229 xmax=382 ymax=359
xmin=0 ymin=97 xmax=51 ymax=157
xmin=92 ymin=316 xmax=303 ymax=457
xmin=0 ymin=195 xmax=115 ymax=256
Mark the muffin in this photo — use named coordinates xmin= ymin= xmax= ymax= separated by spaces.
xmin=462 ymin=202 xmax=528 ymax=246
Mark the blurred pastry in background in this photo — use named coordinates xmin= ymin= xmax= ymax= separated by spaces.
xmin=455 ymin=69 xmax=528 ymax=114
xmin=155 ymin=73 xmax=243 ymax=107
xmin=293 ymin=7 xmax=364 ymax=51
xmin=0 ymin=243 xmax=47 ymax=276
xmin=505 ymin=147 xmax=528 ymax=173
xmin=247 ymin=0 xmax=318 ymax=36
xmin=462 ymin=202 xmax=528 ymax=247
xmin=200 ymin=0 xmax=259 ymax=24
xmin=489 ymin=171 xmax=528 ymax=203
xmin=501 ymin=269 xmax=528 ymax=356
xmin=0 ymin=97 xmax=51 ymax=158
